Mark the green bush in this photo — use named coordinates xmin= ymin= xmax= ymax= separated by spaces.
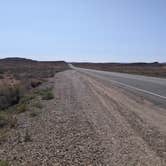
xmin=0 ymin=85 xmax=20 ymax=110
xmin=42 ymin=91 xmax=54 ymax=100
xmin=16 ymin=103 xmax=27 ymax=113
xmin=29 ymin=111 xmax=39 ymax=117
xmin=0 ymin=160 xmax=9 ymax=166
xmin=0 ymin=112 xmax=17 ymax=129
xmin=39 ymin=88 xmax=54 ymax=100
xmin=0 ymin=113 xmax=8 ymax=128
xmin=33 ymin=102 xmax=43 ymax=109
xmin=20 ymin=94 xmax=36 ymax=104
xmin=9 ymin=116 xmax=17 ymax=128
xmin=0 ymin=131 xmax=8 ymax=145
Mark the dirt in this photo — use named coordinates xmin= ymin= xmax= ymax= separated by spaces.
xmin=0 ymin=74 xmax=20 ymax=87
xmin=0 ymin=70 xmax=166 ymax=165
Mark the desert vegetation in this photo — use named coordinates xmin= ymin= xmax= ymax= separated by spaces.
xmin=0 ymin=58 xmax=69 ymax=147
xmin=38 ymin=87 xmax=54 ymax=100
xmin=0 ymin=160 xmax=9 ymax=166
xmin=0 ymin=84 xmax=20 ymax=110
xmin=0 ymin=58 xmax=68 ymax=110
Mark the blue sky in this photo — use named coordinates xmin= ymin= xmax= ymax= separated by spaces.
xmin=0 ymin=0 xmax=165 ymax=62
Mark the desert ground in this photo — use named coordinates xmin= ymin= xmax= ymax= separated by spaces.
xmin=0 ymin=60 xmax=166 ymax=165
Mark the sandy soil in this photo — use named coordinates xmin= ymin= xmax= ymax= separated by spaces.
xmin=1 ymin=70 xmax=166 ymax=165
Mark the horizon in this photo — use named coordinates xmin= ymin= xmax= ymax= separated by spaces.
xmin=0 ymin=0 xmax=166 ymax=62
xmin=1 ymin=56 xmax=165 ymax=64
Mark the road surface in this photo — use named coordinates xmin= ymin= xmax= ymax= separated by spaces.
xmin=70 ymin=64 xmax=166 ymax=108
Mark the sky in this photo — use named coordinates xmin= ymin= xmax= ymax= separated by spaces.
xmin=0 ymin=0 xmax=166 ymax=62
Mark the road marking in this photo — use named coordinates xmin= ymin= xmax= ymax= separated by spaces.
xmin=108 ymin=79 xmax=166 ymax=100
xmin=71 ymin=65 xmax=166 ymax=100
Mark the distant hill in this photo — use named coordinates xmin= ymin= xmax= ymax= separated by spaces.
xmin=0 ymin=58 xmax=37 ymax=65
xmin=0 ymin=57 xmax=67 ymax=65
xmin=0 ymin=57 xmax=69 ymax=74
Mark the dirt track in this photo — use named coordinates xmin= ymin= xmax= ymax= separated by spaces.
xmin=1 ymin=69 xmax=166 ymax=165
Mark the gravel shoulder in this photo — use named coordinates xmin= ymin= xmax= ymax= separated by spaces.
xmin=0 ymin=70 xmax=166 ymax=165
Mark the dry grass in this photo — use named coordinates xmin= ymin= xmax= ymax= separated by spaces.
xmin=35 ymin=87 xmax=54 ymax=100
xmin=0 ymin=83 xmax=20 ymax=110
xmin=0 ymin=58 xmax=69 ymax=145
xmin=0 ymin=113 xmax=8 ymax=128
xmin=0 ymin=58 xmax=69 ymax=110
xmin=32 ymin=101 xmax=43 ymax=109
xmin=29 ymin=111 xmax=39 ymax=117
xmin=41 ymin=89 xmax=54 ymax=100
xmin=0 ymin=111 xmax=18 ymax=129
xmin=0 ymin=160 xmax=9 ymax=166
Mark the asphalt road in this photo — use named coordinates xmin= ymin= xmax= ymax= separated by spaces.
xmin=70 ymin=64 xmax=166 ymax=108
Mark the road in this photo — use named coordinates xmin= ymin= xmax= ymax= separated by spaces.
xmin=68 ymin=64 xmax=166 ymax=165
xmin=70 ymin=64 xmax=166 ymax=108
xmin=61 ymin=69 xmax=166 ymax=165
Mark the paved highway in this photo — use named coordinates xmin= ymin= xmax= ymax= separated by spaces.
xmin=70 ymin=64 xmax=166 ymax=108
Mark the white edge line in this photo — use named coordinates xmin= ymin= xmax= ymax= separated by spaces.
xmin=72 ymin=66 xmax=166 ymax=100
xmin=109 ymin=79 xmax=166 ymax=100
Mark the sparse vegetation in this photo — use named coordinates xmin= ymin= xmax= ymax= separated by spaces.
xmin=9 ymin=116 xmax=17 ymax=128
xmin=16 ymin=103 xmax=27 ymax=113
xmin=0 ymin=85 xmax=20 ymax=110
xmin=0 ymin=113 xmax=8 ymax=128
xmin=30 ymin=79 xmax=42 ymax=88
xmin=0 ymin=58 xmax=68 ymax=111
xmin=39 ymin=88 xmax=54 ymax=100
xmin=0 ymin=58 xmax=68 ymax=152
xmin=0 ymin=112 xmax=17 ymax=129
xmin=0 ymin=58 xmax=69 ymax=81
xmin=0 ymin=160 xmax=9 ymax=166
xmin=32 ymin=101 xmax=43 ymax=109
xmin=20 ymin=94 xmax=36 ymax=105
xmin=29 ymin=111 xmax=39 ymax=117
xmin=0 ymin=131 xmax=8 ymax=145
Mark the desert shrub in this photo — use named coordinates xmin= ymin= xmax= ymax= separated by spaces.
xmin=0 ymin=111 xmax=17 ymax=129
xmin=30 ymin=79 xmax=42 ymax=88
xmin=20 ymin=94 xmax=36 ymax=104
xmin=0 ymin=131 xmax=8 ymax=145
xmin=43 ymin=92 xmax=54 ymax=100
xmin=0 ymin=113 xmax=8 ymax=128
xmin=47 ymin=69 xmax=55 ymax=77
xmin=9 ymin=116 xmax=17 ymax=128
xmin=16 ymin=103 xmax=27 ymax=113
xmin=0 ymin=160 xmax=9 ymax=166
xmin=0 ymin=85 xmax=20 ymax=110
xmin=39 ymin=88 xmax=54 ymax=100
xmin=33 ymin=101 xmax=43 ymax=109
xmin=29 ymin=111 xmax=39 ymax=117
